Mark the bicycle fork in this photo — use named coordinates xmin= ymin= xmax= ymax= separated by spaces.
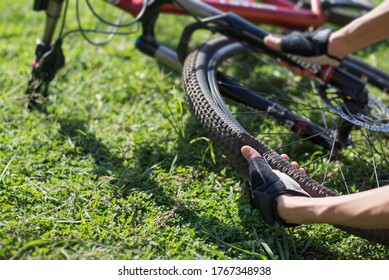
xmin=26 ymin=0 xmax=65 ymax=108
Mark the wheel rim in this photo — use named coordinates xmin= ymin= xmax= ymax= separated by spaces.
xmin=206 ymin=41 xmax=389 ymax=192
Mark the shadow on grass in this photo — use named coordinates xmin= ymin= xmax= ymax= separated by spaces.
xmin=54 ymin=116 xmax=348 ymax=259
xmin=58 ymin=117 xmax=124 ymax=177
xmin=56 ymin=117 xmax=249 ymax=255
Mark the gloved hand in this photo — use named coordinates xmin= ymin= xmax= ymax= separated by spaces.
xmin=242 ymin=146 xmax=310 ymax=226
xmin=265 ymin=26 xmax=342 ymax=67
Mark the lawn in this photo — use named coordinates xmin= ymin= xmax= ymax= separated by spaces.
xmin=0 ymin=0 xmax=388 ymax=260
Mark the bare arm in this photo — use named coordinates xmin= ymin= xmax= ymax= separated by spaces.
xmin=329 ymin=0 xmax=389 ymax=59
xmin=241 ymin=145 xmax=389 ymax=230
xmin=264 ymin=0 xmax=389 ymax=59
xmin=276 ymin=186 xmax=389 ymax=229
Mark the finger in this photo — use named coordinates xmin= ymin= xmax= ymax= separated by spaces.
xmin=281 ymin=153 xmax=289 ymax=161
xmin=279 ymin=61 xmax=315 ymax=80
xmin=290 ymin=161 xmax=306 ymax=174
xmin=279 ymin=60 xmax=303 ymax=75
xmin=302 ymin=69 xmax=315 ymax=80
xmin=286 ymin=160 xmax=305 ymax=174
xmin=264 ymin=34 xmax=282 ymax=51
xmin=241 ymin=145 xmax=261 ymax=162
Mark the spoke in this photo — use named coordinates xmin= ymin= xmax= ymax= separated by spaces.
xmin=322 ymin=129 xmax=338 ymax=185
xmin=335 ymin=154 xmax=350 ymax=194
xmin=217 ymin=43 xmax=388 ymax=191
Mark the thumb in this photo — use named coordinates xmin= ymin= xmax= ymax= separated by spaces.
xmin=241 ymin=145 xmax=261 ymax=162
xmin=264 ymin=34 xmax=282 ymax=51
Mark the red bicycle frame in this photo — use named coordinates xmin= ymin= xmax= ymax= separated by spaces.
xmin=108 ymin=0 xmax=326 ymax=29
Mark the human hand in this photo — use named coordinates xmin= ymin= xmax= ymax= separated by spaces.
xmin=280 ymin=154 xmax=306 ymax=174
xmin=241 ymin=145 xmax=310 ymax=226
xmin=264 ymin=26 xmax=342 ymax=80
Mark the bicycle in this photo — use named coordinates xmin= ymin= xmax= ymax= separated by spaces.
xmin=26 ymin=0 xmax=389 ymax=245
xmin=109 ymin=0 xmax=374 ymax=27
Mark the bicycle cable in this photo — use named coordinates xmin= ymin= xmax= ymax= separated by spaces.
xmin=58 ymin=0 xmax=69 ymax=39
xmin=74 ymin=0 xmax=122 ymax=46
xmin=60 ymin=0 xmax=150 ymax=46
xmin=85 ymin=0 xmax=148 ymax=28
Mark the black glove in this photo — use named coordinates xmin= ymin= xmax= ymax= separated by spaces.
xmin=280 ymin=26 xmax=341 ymax=67
xmin=247 ymin=155 xmax=310 ymax=226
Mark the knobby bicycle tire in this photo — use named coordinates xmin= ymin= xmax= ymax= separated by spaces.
xmin=182 ymin=36 xmax=389 ymax=245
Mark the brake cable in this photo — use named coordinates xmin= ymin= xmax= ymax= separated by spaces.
xmin=60 ymin=0 xmax=150 ymax=45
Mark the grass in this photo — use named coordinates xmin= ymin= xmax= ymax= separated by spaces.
xmin=0 ymin=0 xmax=388 ymax=260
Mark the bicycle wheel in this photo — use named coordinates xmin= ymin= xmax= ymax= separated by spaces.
xmin=290 ymin=0 xmax=373 ymax=26
xmin=182 ymin=36 xmax=389 ymax=244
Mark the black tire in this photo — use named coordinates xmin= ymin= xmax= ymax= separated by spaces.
xmin=182 ymin=36 xmax=389 ymax=245
xmin=291 ymin=0 xmax=373 ymax=26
